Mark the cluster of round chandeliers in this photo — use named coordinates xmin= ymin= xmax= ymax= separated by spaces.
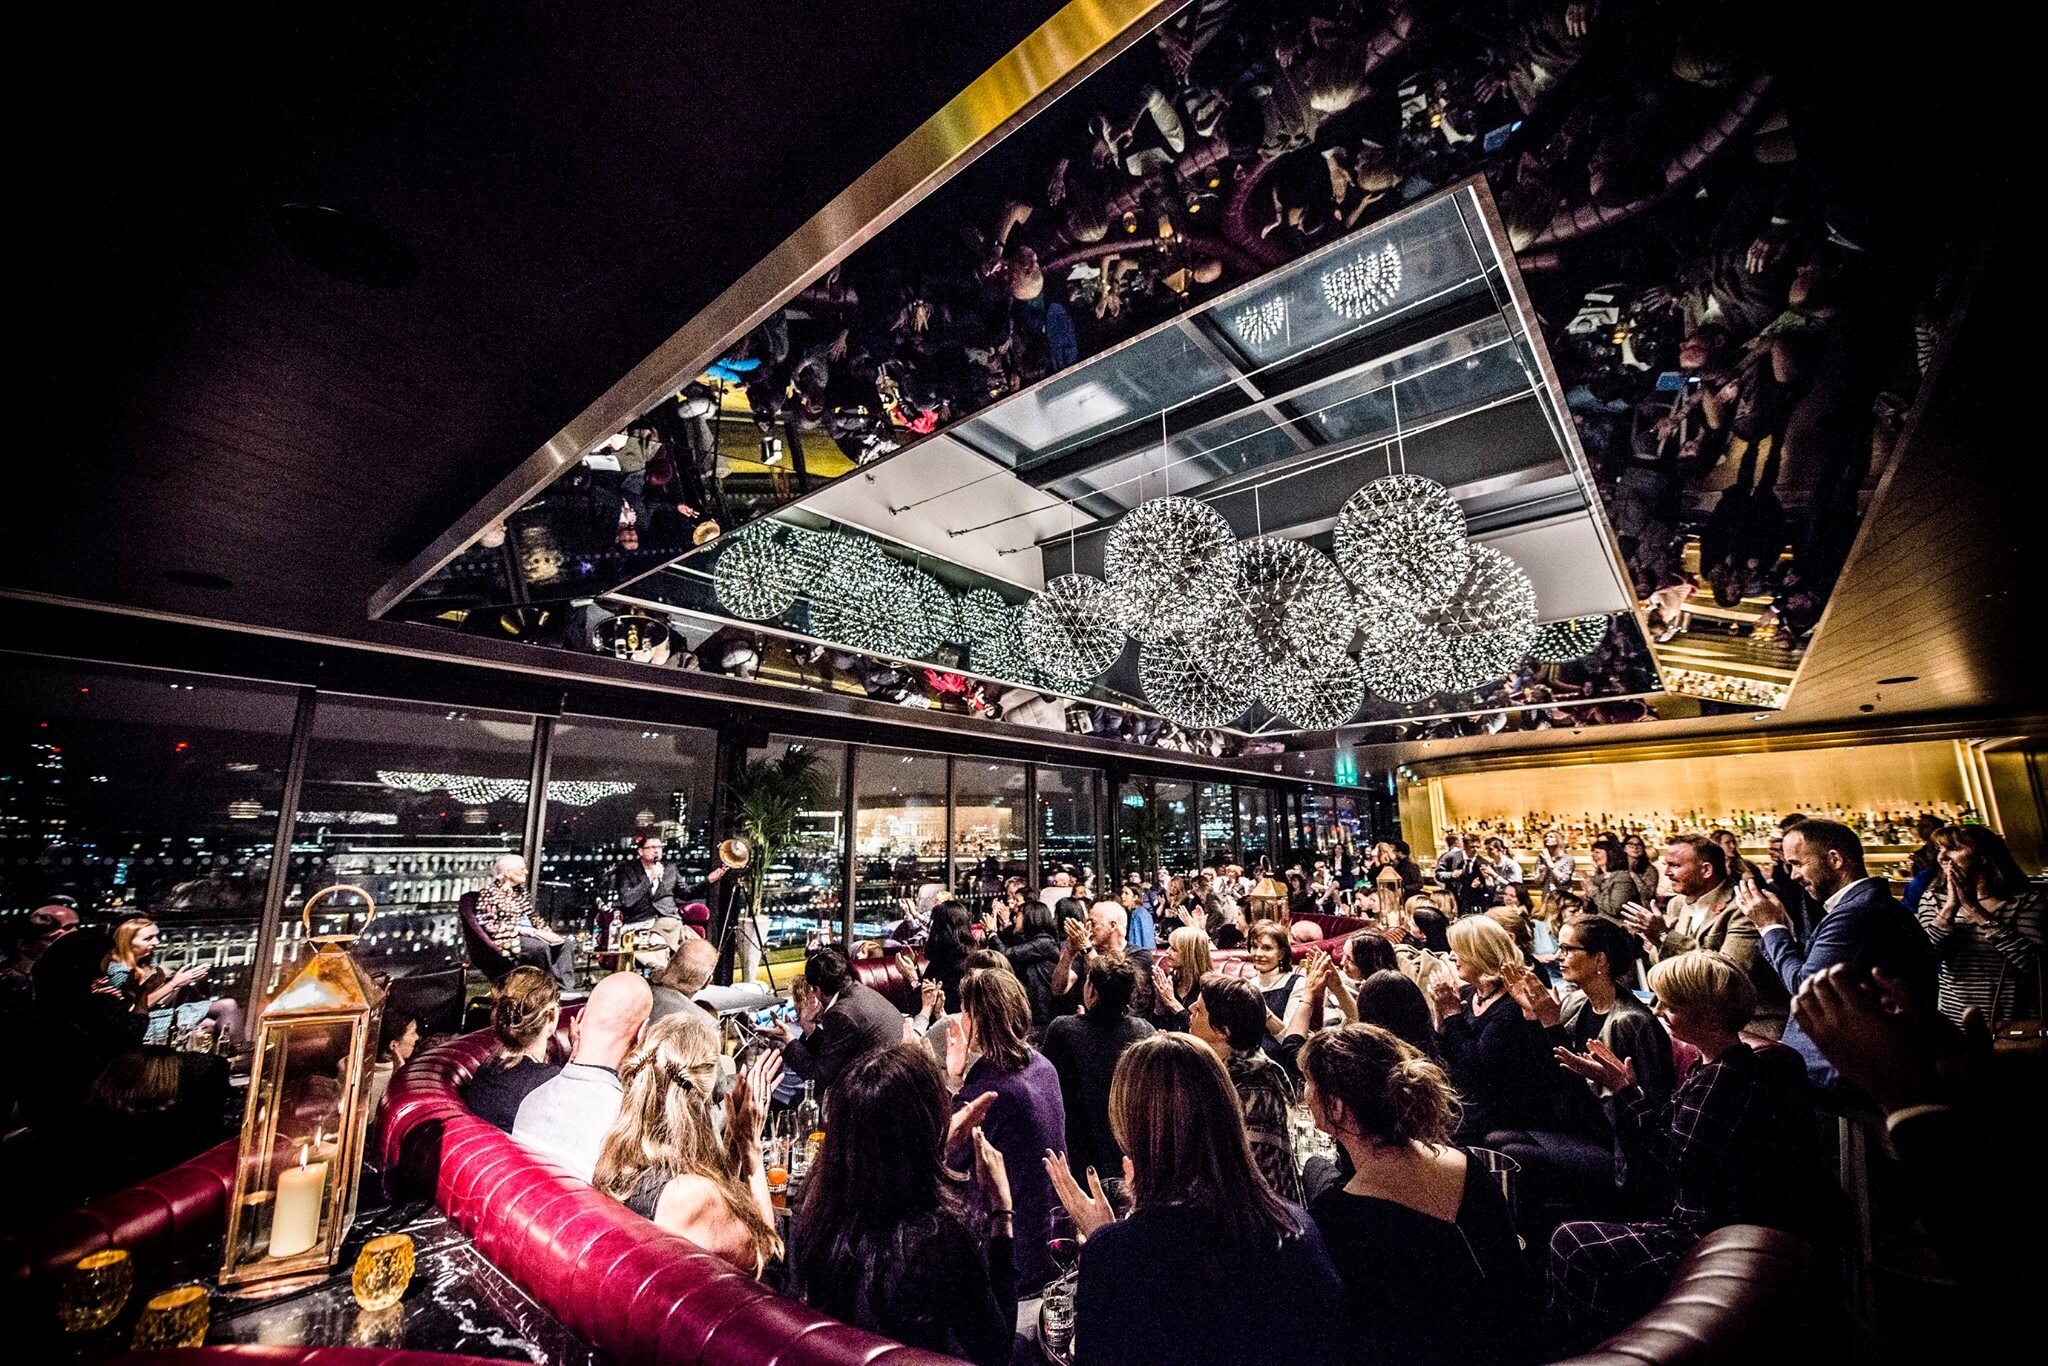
xmin=709 ymin=467 xmax=1550 ymax=732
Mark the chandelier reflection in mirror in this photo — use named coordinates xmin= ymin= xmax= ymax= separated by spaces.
xmin=1261 ymin=645 xmax=1366 ymax=731
xmin=712 ymin=522 xmax=823 ymax=621
xmin=377 ymin=772 xmax=633 ymax=806
xmin=1320 ymin=242 xmax=1403 ymax=320
xmin=1103 ymin=496 xmax=1238 ymax=642
xmin=1138 ymin=633 xmax=1253 ymax=729
xmin=1531 ymin=614 xmax=1611 ymax=663
xmin=1021 ymin=574 xmax=1127 ymax=685
xmin=1231 ymin=297 xmax=1287 ymax=348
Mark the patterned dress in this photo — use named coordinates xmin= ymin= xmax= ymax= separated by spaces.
xmin=1917 ymin=886 xmax=2044 ymax=1026
xmin=1548 ymin=1043 xmax=1813 ymax=1336
xmin=476 ymin=882 xmax=532 ymax=954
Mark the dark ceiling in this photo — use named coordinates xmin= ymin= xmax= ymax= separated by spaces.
xmin=4 ymin=4 xmax=2032 ymax=771
xmin=6 ymin=2 xmax=1065 ymax=635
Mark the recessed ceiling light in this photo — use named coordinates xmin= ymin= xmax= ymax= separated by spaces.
xmin=1876 ymin=676 xmax=1918 ymax=685
xmin=271 ymin=202 xmax=420 ymax=288
xmin=163 ymin=569 xmax=233 ymax=591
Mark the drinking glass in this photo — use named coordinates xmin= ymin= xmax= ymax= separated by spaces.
xmin=1040 ymin=1273 xmax=1077 ymax=1359
xmin=131 ymin=1285 xmax=210 ymax=1348
xmin=351 ymin=1233 xmax=416 ymax=1311
xmin=58 ymin=1249 xmax=133 ymax=1332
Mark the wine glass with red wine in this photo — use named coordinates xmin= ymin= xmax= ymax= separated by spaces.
xmin=1047 ymin=1205 xmax=1080 ymax=1273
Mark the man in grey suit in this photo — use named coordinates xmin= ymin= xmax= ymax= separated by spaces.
xmin=769 ymin=946 xmax=903 ymax=1095
xmin=1625 ymin=833 xmax=1789 ymax=1037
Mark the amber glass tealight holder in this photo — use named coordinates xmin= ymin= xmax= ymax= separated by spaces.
xmin=131 ymin=1285 xmax=211 ymax=1349
xmin=57 ymin=1249 xmax=133 ymax=1332
xmin=351 ymin=1233 xmax=416 ymax=1311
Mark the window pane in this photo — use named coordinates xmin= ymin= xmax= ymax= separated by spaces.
xmin=853 ymin=748 xmax=947 ymax=932
xmin=952 ymin=760 xmax=1026 ymax=916
xmin=0 ymin=658 xmax=297 ymax=1031
xmin=742 ymin=737 xmax=848 ymax=954
xmin=1119 ymin=777 xmax=1194 ymax=880
xmin=1036 ymin=765 xmax=1099 ymax=887
xmin=1237 ymin=786 xmax=1275 ymax=870
xmin=287 ymin=699 xmax=532 ymax=998
xmin=1198 ymin=783 xmax=1236 ymax=864
xmin=539 ymin=715 xmax=717 ymax=944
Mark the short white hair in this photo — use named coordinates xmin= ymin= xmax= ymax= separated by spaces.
xmin=1088 ymin=900 xmax=1127 ymax=937
xmin=493 ymin=853 xmax=527 ymax=878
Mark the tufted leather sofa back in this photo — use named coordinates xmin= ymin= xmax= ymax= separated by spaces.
xmin=379 ymin=1027 xmax=960 ymax=1365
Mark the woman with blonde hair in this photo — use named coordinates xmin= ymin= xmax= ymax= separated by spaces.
xmin=1434 ymin=915 xmax=1558 ymax=1142
xmin=1045 ymin=1033 xmax=1341 ymax=1366
xmin=593 ymin=1011 xmax=783 ymax=1276
xmin=1549 ymin=951 xmax=1820 ymax=1343
xmin=1147 ymin=924 xmax=1212 ymax=1031
xmin=1303 ymin=1024 xmax=1532 ymax=1364
xmin=464 ymin=966 xmax=563 ymax=1131
xmin=108 ymin=916 xmax=241 ymax=1044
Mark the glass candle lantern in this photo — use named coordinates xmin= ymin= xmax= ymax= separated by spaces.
xmin=219 ymin=886 xmax=385 ymax=1293
xmin=1247 ymin=874 xmax=1290 ymax=926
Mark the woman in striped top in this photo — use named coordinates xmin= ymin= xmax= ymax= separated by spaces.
xmin=1920 ymin=825 xmax=2044 ymax=1026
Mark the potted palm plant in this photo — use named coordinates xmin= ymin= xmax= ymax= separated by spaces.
xmin=723 ymin=747 xmax=828 ymax=975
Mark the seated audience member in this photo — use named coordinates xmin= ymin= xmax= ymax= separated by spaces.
xmin=108 ymin=916 xmax=242 ymax=1045
xmin=1053 ymin=900 xmax=1157 ymax=1019
xmin=1738 ymin=818 xmax=1935 ymax=1087
xmin=595 ymin=1011 xmax=783 ymax=1276
xmin=65 ymin=1044 xmax=231 ymax=1206
xmin=1187 ymin=972 xmax=1302 ymax=1203
xmin=513 ymin=971 xmax=653 ymax=1181
xmin=0 ymin=904 xmax=77 ymax=1017
xmin=649 ymin=935 xmax=721 ymax=1025
xmin=18 ymin=928 xmax=144 ymax=1132
xmin=465 ymin=967 xmax=563 ymax=1131
xmin=1045 ymin=1033 xmax=1342 ymax=1366
xmin=771 ymin=946 xmax=904 ymax=1095
xmin=1624 ymin=833 xmax=1788 ymax=1037
xmin=365 ymin=1009 xmax=419 ymax=1115
xmin=796 ymin=1045 xmax=1017 ymax=1366
xmin=1001 ymin=900 xmax=1064 ymax=1030
xmin=1920 ymin=824 xmax=2043 ymax=1026
xmin=1497 ymin=916 xmax=1674 ymax=1217
xmin=1246 ymin=920 xmax=1309 ymax=1068
xmin=1793 ymin=963 xmax=2039 ymax=1326
xmin=1434 ymin=916 xmax=1560 ymax=1142
xmin=951 ymin=967 xmax=1067 ymax=1291
xmin=1302 ymin=1024 xmax=1533 ymax=1366
xmin=1550 ymin=952 xmax=1823 ymax=1344
xmin=1355 ymin=969 xmax=1444 ymax=1063
xmin=1147 ymin=923 xmax=1212 ymax=1031
xmin=1042 ymin=954 xmax=1155 ymax=1181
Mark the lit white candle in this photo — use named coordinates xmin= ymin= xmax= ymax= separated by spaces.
xmin=267 ymin=1148 xmax=329 ymax=1259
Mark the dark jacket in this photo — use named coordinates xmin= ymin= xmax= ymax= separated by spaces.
xmin=1042 ymin=1010 xmax=1154 ymax=1180
xmin=1759 ymin=878 xmax=1933 ymax=1087
xmin=1003 ymin=934 xmax=1063 ymax=1028
xmin=781 ymin=980 xmax=903 ymax=1094
xmin=613 ymin=860 xmax=682 ymax=921
xmin=1440 ymin=995 xmax=1560 ymax=1141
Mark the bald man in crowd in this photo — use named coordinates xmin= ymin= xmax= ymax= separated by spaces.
xmin=649 ymin=935 xmax=721 ymax=1026
xmin=1051 ymin=900 xmax=1156 ymax=1020
xmin=512 ymin=971 xmax=653 ymax=1181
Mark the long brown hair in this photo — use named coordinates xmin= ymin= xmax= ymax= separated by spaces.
xmin=111 ymin=917 xmax=156 ymax=969
xmin=593 ymin=1012 xmax=779 ymax=1268
xmin=1109 ymin=1034 xmax=1303 ymax=1249
xmin=1299 ymin=1023 xmax=1459 ymax=1148
xmin=86 ymin=1046 xmax=181 ymax=1116
xmin=959 ymin=967 xmax=1031 ymax=1072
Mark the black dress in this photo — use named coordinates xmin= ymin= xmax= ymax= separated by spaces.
xmin=799 ymin=1211 xmax=1016 ymax=1366
xmin=1310 ymin=1156 xmax=1533 ymax=1366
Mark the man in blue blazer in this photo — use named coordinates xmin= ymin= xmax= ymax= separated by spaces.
xmin=1738 ymin=817 xmax=1934 ymax=1089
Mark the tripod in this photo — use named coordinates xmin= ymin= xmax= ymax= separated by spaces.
xmin=713 ymin=873 xmax=777 ymax=991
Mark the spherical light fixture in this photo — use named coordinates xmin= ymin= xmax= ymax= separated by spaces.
xmin=1232 ymin=297 xmax=1287 ymax=348
xmin=1102 ymin=496 xmax=1238 ymax=641
xmin=1021 ymin=574 xmax=1127 ymax=685
xmin=712 ymin=529 xmax=803 ymax=620
xmin=1260 ymin=645 xmax=1365 ymax=731
xmin=1138 ymin=634 xmax=1253 ymax=728
xmin=1334 ymin=475 xmax=1471 ymax=613
xmin=1418 ymin=545 xmax=1538 ymax=688
xmin=1531 ymin=614 xmax=1610 ymax=663
xmin=1231 ymin=536 xmax=1357 ymax=673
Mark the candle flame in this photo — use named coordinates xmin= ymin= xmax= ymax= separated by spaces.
xmin=298 ymin=1143 xmax=310 ymax=1168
